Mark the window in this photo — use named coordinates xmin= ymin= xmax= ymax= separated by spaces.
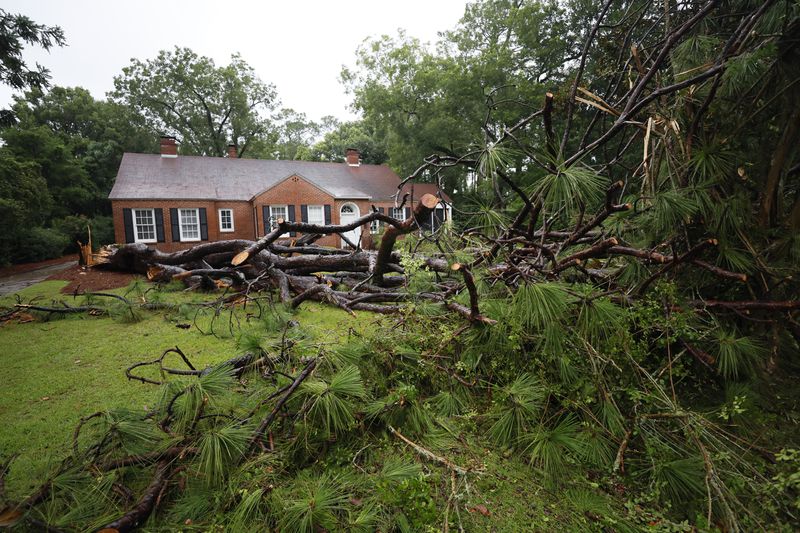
xmin=370 ymin=219 xmax=380 ymax=234
xmin=391 ymin=207 xmax=405 ymax=220
xmin=307 ymin=205 xmax=324 ymax=226
xmin=218 ymin=208 xmax=234 ymax=232
xmin=133 ymin=209 xmax=156 ymax=243
xmin=179 ymin=208 xmax=200 ymax=241
xmin=269 ymin=205 xmax=288 ymax=230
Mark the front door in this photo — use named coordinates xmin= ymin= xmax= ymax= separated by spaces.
xmin=339 ymin=203 xmax=361 ymax=248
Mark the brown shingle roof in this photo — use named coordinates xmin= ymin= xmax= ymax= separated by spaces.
xmin=399 ymin=182 xmax=452 ymax=204
xmin=109 ymin=153 xmax=414 ymax=202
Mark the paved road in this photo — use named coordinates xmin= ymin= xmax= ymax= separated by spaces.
xmin=0 ymin=261 xmax=74 ymax=296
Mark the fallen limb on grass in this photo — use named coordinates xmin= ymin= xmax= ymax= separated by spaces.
xmin=388 ymin=425 xmax=470 ymax=476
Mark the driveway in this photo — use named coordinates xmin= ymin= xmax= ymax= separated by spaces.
xmin=0 ymin=260 xmax=75 ymax=296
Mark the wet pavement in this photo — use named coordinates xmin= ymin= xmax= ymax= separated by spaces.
xmin=0 ymin=261 xmax=74 ymax=296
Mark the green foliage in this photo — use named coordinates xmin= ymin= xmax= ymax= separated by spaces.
xmin=649 ymin=190 xmax=699 ymax=237
xmin=172 ymin=363 xmax=237 ymax=433
xmin=274 ymin=472 xmax=351 ymax=533
xmin=652 ymin=456 xmax=706 ymax=504
xmin=0 ymin=8 xmax=65 ymax=111
xmin=533 ymin=165 xmax=606 ymax=214
xmin=95 ymin=408 xmax=161 ymax=456
xmin=327 ymin=338 xmax=371 ymax=370
xmin=430 ymin=389 xmax=466 ymax=417
xmin=376 ymin=470 xmax=437 ymax=531
xmin=367 ymin=383 xmax=432 ymax=435
xmin=512 ymin=282 xmax=571 ymax=332
xmin=712 ymin=329 xmax=767 ymax=380
xmin=488 ymin=373 xmax=545 ymax=446
xmin=523 ymin=415 xmax=585 ymax=480
xmin=380 ymin=458 xmax=422 ymax=482
xmin=111 ymin=47 xmax=278 ymax=157
xmin=772 ymin=449 xmax=800 ymax=512
xmin=196 ymin=423 xmax=251 ymax=486
xmin=9 ymin=225 xmax=68 ymax=263
xmin=299 ymin=365 xmax=366 ymax=438
xmin=575 ymin=292 xmax=625 ymax=343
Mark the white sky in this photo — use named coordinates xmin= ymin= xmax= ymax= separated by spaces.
xmin=0 ymin=0 xmax=468 ymax=122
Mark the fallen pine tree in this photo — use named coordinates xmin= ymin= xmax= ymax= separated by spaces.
xmin=4 ymin=1 xmax=800 ymax=529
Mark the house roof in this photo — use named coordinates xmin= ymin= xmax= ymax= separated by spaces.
xmin=108 ymin=153 xmax=423 ymax=202
xmin=399 ymin=182 xmax=452 ymax=204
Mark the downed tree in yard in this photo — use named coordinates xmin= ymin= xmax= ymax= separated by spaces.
xmin=4 ymin=1 xmax=800 ymax=530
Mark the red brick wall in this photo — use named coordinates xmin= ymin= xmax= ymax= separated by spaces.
xmin=112 ymin=177 xmax=421 ymax=252
xmin=253 ymin=175 xmax=341 ymax=247
xmin=111 ymin=200 xmax=254 ymax=252
xmin=252 ymin=175 xmax=422 ymax=249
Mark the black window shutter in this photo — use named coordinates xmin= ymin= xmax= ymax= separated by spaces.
xmin=155 ymin=209 xmax=165 ymax=242
xmin=287 ymin=205 xmax=296 ymax=237
xmin=324 ymin=204 xmax=332 ymax=225
xmin=199 ymin=208 xmax=208 ymax=240
xmin=170 ymin=208 xmax=180 ymax=241
xmin=262 ymin=205 xmax=270 ymax=234
xmin=300 ymin=204 xmax=308 ymax=223
xmin=404 ymin=207 xmax=411 ymax=219
xmin=123 ymin=208 xmax=134 ymax=243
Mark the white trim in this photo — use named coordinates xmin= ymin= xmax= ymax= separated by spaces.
xmin=269 ymin=205 xmax=288 ymax=228
xmin=269 ymin=205 xmax=289 ymax=237
xmin=218 ymin=208 xmax=235 ymax=232
xmin=178 ymin=208 xmax=201 ymax=242
xmin=247 ymin=174 xmax=368 ymax=202
xmin=132 ymin=208 xmax=157 ymax=243
xmin=339 ymin=202 xmax=362 ymax=248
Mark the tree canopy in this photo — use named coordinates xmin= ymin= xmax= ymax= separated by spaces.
xmin=111 ymin=47 xmax=279 ymax=157
xmin=0 ymin=8 xmax=65 ymax=125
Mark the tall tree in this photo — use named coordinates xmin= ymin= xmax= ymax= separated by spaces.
xmin=302 ymin=118 xmax=388 ymax=164
xmin=111 ymin=47 xmax=278 ymax=157
xmin=0 ymin=8 xmax=65 ymax=125
xmin=5 ymin=86 xmax=155 ymax=217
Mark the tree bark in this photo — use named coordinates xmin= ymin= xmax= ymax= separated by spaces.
xmin=374 ymin=193 xmax=440 ymax=286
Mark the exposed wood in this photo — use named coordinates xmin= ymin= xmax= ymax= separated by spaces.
xmin=374 ymin=193 xmax=440 ymax=286
xmin=451 ymin=263 xmax=481 ymax=321
xmin=389 ymin=425 xmax=470 ymax=475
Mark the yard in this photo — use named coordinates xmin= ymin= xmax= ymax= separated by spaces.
xmin=0 ymin=273 xmax=636 ymax=532
xmin=0 ymin=276 xmax=358 ymax=498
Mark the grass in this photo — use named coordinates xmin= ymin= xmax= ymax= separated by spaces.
xmin=0 ymin=279 xmax=363 ymax=498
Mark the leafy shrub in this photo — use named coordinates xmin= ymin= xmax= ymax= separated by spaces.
xmin=12 ymin=225 xmax=69 ymax=263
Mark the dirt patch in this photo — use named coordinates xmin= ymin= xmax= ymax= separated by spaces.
xmin=47 ymin=265 xmax=135 ymax=293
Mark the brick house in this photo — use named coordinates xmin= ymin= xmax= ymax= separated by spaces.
xmin=109 ymin=137 xmax=452 ymax=252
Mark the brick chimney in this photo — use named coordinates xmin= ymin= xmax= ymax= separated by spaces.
xmin=160 ymin=136 xmax=178 ymax=158
xmin=227 ymin=144 xmax=238 ymax=158
xmin=345 ymin=148 xmax=360 ymax=167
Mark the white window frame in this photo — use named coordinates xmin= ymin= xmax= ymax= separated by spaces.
xmin=391 ymin=207 xmax=405 ymax=220
xmin=370 ymin=218 xmax=380 ymax=234
xmin=218 ymin=208 xmax=234 ymax=232
xmin=132 ymin=208 xmax=157 ymax=243
xmin=269 ymin=205 xmax=288 ymax=229
xmin=269 ymin=205 xmax=289 ymax=237
xmin=306 ymin=205 xmax=324 ymax=226
xmin=178 ymin=208 xmax=201 ymax=242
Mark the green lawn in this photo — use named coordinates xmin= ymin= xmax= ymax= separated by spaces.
xmin=0 ymin=279 xmax=360 ymax=498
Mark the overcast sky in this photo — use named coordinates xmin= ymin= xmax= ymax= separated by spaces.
xmin=1 ymin=0 xmax=468 ymax=122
